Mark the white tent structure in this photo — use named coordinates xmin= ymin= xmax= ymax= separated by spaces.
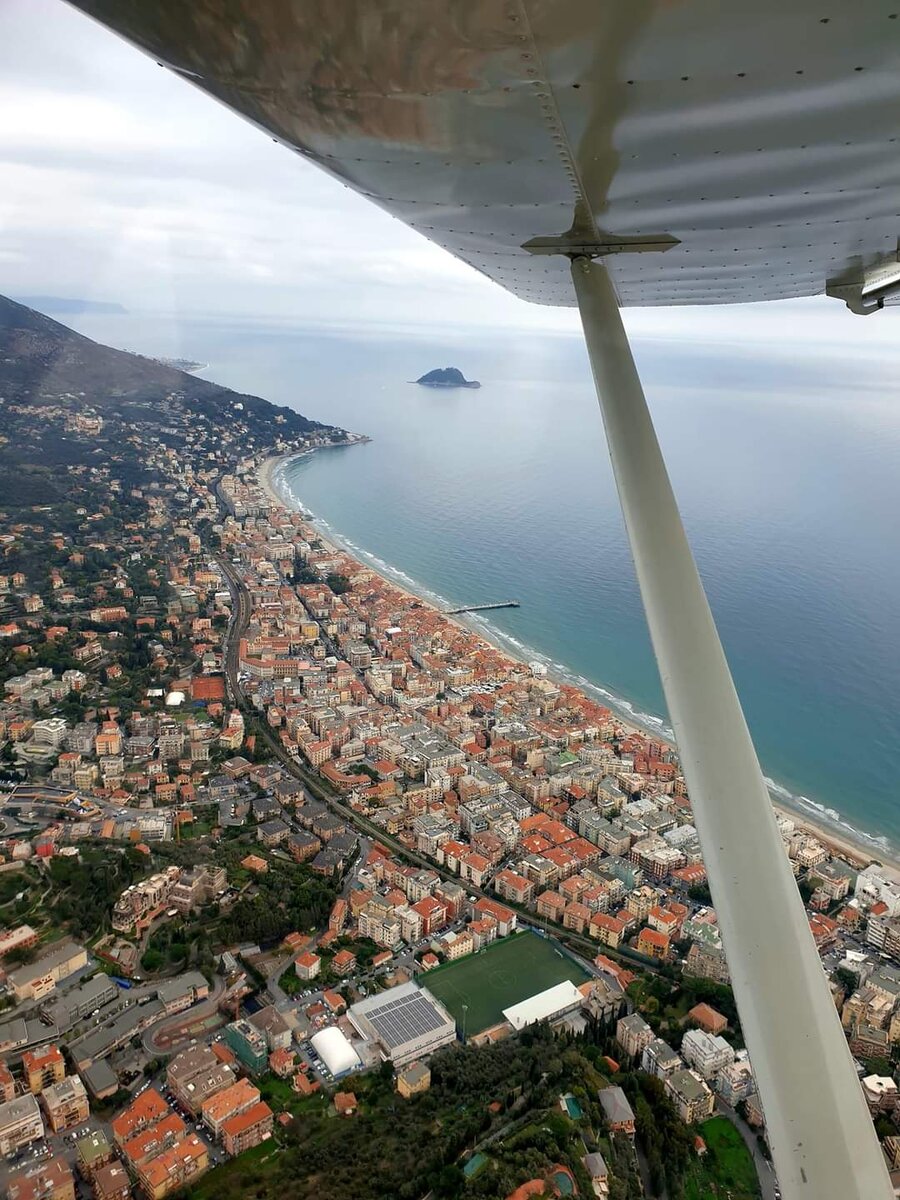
xmin=310 ymin=1027 xmax=360 ymax=1078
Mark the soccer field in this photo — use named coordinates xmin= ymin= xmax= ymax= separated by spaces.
xmin=424 ymin=931 xmax=590 ymax=1035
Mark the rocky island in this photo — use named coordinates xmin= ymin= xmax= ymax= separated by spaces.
xmin=415 ymin=366 xmax=481 ymax=389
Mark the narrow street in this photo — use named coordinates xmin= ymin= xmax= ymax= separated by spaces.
xmin=715 ymin=1098 xmax=778 ymax=1200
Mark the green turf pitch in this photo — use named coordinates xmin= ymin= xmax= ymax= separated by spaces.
xmin=424 ymin=931 xmax=590 ymax=1034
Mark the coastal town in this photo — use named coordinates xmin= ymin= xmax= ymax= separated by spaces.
xmin=3 ymin=302 xmax=900 ymax=1199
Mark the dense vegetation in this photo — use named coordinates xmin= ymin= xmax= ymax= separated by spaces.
xmin=46 ymin=843 xmax=149 ymax=940
xmin=195 ymin=1025 xmax=626 ymax=1200
xmin=216 ymin=859 xmax=339 ymax=947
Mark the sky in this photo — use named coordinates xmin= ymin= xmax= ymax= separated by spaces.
xmin=0 ymin=0 xmax=898 ymax=357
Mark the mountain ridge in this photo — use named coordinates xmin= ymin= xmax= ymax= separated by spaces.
xmin=0 ymin=293 xmax=349 ymax=506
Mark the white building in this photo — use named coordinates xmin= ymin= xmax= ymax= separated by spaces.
xmin=681 ymin=1029 xmax=735 ymax=1081
xmin=717 ymin=1059 xmax=756 ymax=1106
xmin=310 ymin=1028 xmax=361 ymax=1078
xmin=502 ymin=981 xmax=584 ymax=1032
xmin=855 ymin=866 xmax=900 ymax=917
xmin=348 ymin=983 xmax=456 ymax=1066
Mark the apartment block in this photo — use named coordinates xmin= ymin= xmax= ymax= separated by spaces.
xmin=616 ymin=1013 xmax=654 ymax=1060
xmin=93 ymin=1161 xmax=132 ymax=1200
xmin=7 ymin=1159 xmax=75 ymax=1200
xmin=681 ymin=1030 xmax=735 ymax=1081
xmin=75 ymin=1129 xmax=115 ymax=1181
xmin=22 ymin=1044 xmax=66 ymax=1094
xmin=665 ymin=1068 xmax=715 ymax=1124
xmin=135 ymin=1133 xmax=208 ymax=1200
xmin=294 ymin=951 xmax=321 ymax=981
xmin=0 ymin=1094 xmax=45 ymax=1156
xmin=42 ymin=1075 xmax=90 ymax=1133
xmin=112 ymin=869 xmax=181 ymax=934
xmin=111 ymin=1090 xmax=169 ymax=1147
xmin=223 ymin=1020 xmax=269 ymax=1075
xmin=221 ymin=1100 xmax=274 ymax=1157
xmin=167 ymin=1045 xmax=235 ymax=1114
xmin=201 ymin=1078 xmax=260 ymax=1139
xmin=641 ymin=1038 xmax=682 ymax=1080
xmin=122 ymin=1114 xmax=186 ymax=1171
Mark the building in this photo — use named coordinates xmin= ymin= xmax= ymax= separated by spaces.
xmin=636 ymin=927 xmax=670 ymax=961
xmin=0 ymin=1093 xmax=45 ymax=1156
xmin=502 ymin=981 xmax=584 ymax=1032
xmin=686 ymin=1002 xmax=728 ymax=1035
xmin=75 ymin=1129 xmax=114 ymax=1180
xmin=8 ymin=941 xmax=87 ymax=1002
xmin=223 ymin=1019 xmax=269 ymax=1074
xmin=681 ymin=1029 xmax=735 ymax=1081
xmin=598 ymin=1086 xmax=635 ymax=1135
xmin=0 ymin=924 xmax=38 ymax=959
xmin=220 ymin=1101 xmax=274 ymax=1157
xmin=396 ymin=1060 xmax=431 ymax=1098
xmin=156 ymin=971 xmax=209 ymax=1015
xmin=717 ymin=1059 xmax=756 ymax=1107
xmin=295 ymin=951 xmax=321 ymax=981
xmin=22 ymin=1044 xmax=66 ymax=1094
xmin=112 ymin=870 xmax=180 ymax=934
xmin=201 ymin=1079 xmax=261 ymax=1139
xmin=684 ymin=942 xmax=730 ymax=986
xmin=121 ymin=1113 xmax=185 ymax=1172
xmin=111 ymin=1089 xmax=169 ymax=1146
xmin=167 ymin=1045 xmax=236 ymax=1114
xmin=582 ymin=1152 xmax=609 ymax=1198
xmin=590 ymin=913 xmax=626 ymax=950
xmin=7 ymin=1159 xmax=75 ymax=1200
xmin=135 ymin=1134 xmax=208 ymax=1200
xmin=42 ymin=1075 xmax=89 ymax=1132
xmin=348 ymin=982 xmax=457 ymax=1067
xmin=861 ymin=1075 xmax=899 ymax=1115
xmin=665 ymin=1068 xmax=715 ymax=1124
xmin=56 ymin=973 xmax=118 ymax=1023
xmin=249 ymin=1005 xmax=291 ymax=1052
xmin=641 ymin=1038 xmax=682 ymax=1080
xmin=0 ymin=1062 xmax=14 ymax=1102
xmin=332 ymin=948 xmax=357 ymax=975
xmin=92 ymin=1161 xmax=132 ymax=1200
xmin=309 ymin=1028 xmax=361 ymax=1079
xmin=616 ymin=1013 xmax=654 ymax=1060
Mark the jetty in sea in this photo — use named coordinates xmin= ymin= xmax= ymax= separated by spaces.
xmin=444 ymin=600 xmax=520 ymax=615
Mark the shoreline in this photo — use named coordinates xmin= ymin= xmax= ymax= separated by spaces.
xmin=260 ymin=450 xmax=900 ymax=879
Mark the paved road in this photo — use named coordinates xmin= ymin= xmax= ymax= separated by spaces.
xmin=715 ymin=1097 xmax=778 ymax=1200
xmin=142 ymin=975 xmax=226 ymax=1054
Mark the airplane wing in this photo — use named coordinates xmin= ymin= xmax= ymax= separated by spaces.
xmin=67 ymin=0 xmax=899 ymax=309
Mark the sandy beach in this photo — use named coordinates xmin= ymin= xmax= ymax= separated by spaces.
xmin=259 ymin=452 xmax=900 ymax=880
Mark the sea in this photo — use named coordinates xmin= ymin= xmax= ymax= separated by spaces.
xmin=69 ymin=310 xmax=900 ymax=855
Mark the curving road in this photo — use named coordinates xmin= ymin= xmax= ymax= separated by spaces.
xmin=142 ymin=974 xmax=226 ymax=1055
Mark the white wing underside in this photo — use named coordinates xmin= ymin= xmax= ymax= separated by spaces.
xmin=67 ymin=0 xmax=900 ymax=309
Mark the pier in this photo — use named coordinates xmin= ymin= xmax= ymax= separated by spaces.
xmin=444 ymin=600 xmax=520 ymax=615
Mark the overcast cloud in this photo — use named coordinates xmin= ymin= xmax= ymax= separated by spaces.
xmin=0 ymin=0 xmax=898 ymax=360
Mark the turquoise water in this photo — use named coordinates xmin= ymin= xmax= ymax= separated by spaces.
xmin=552 ymin=1168 xmax=575 ymax=1195
xmin=69 ymin=313 xmax=900 ymax=851
xmin=563 ymin=1094 xmax=583 ymax=1120
xmin=463 ymin=1153 xmax=487 ymax=1178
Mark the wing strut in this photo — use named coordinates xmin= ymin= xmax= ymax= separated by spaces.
xmin=570 ymin=256 xmax=891 ymax=1200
